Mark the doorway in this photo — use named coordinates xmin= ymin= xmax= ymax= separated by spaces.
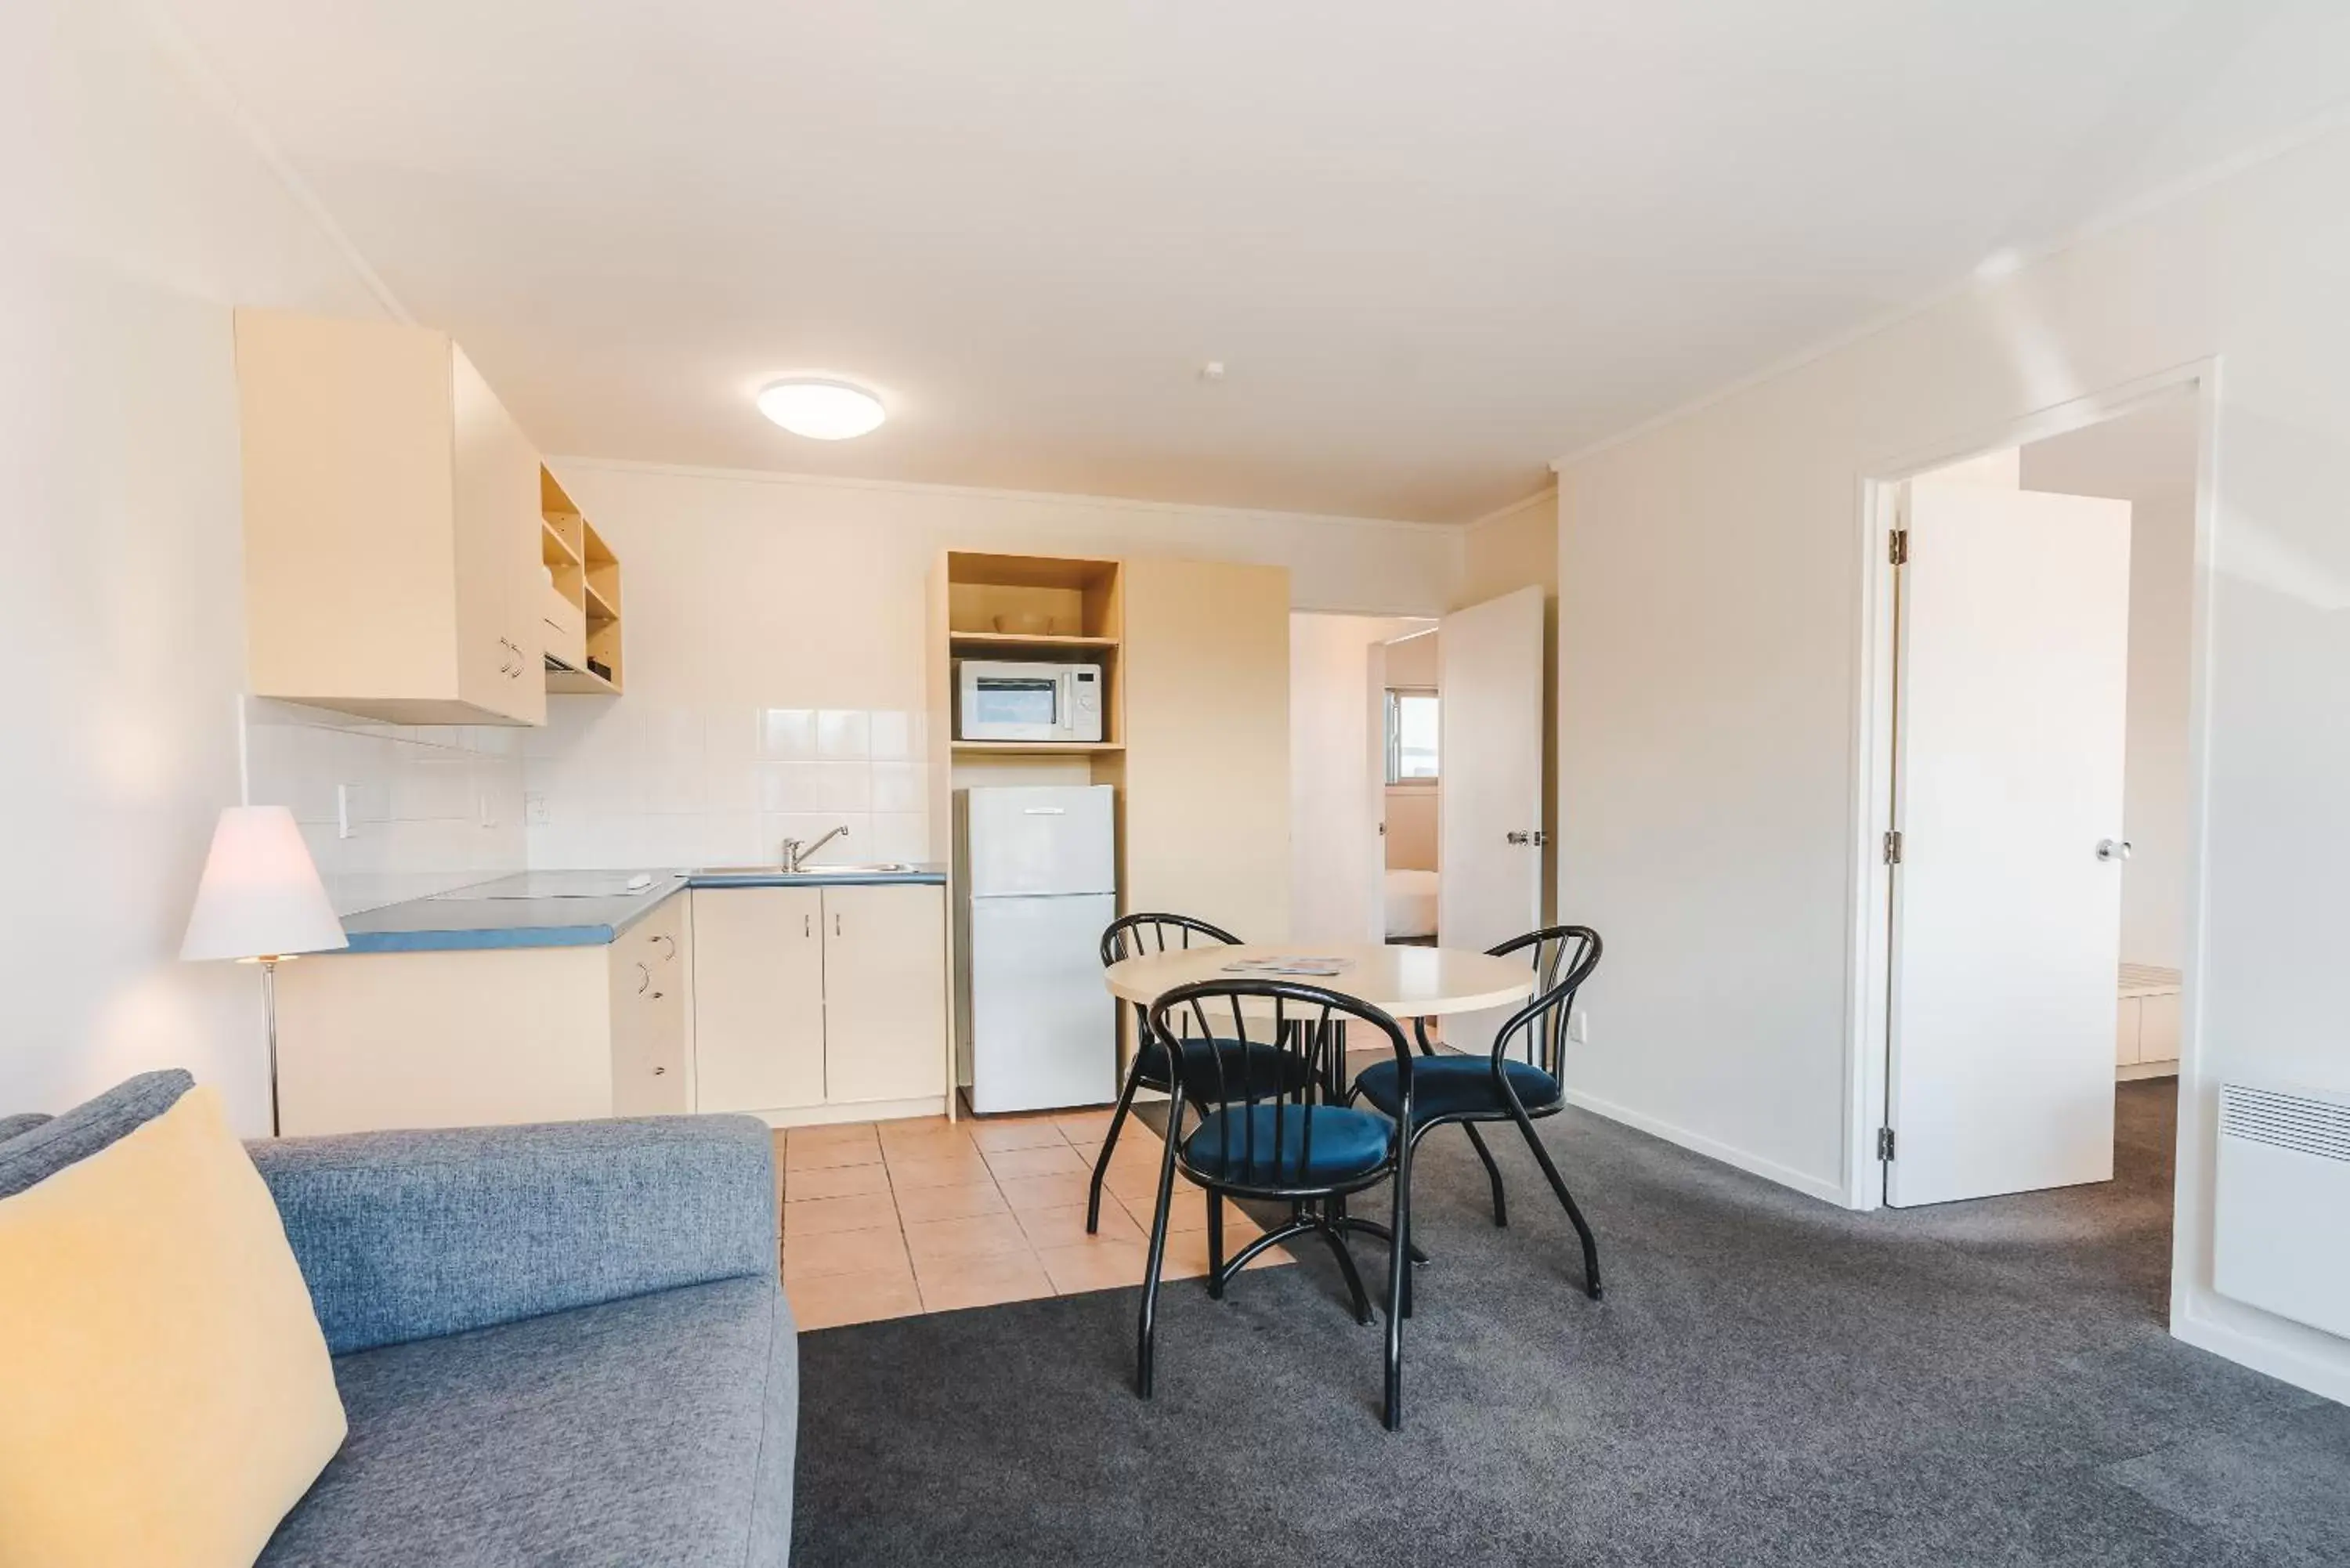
xmin=1379 ymin=628 xmax=1441 ymax=945
xmin=1286 ymin=612 xmax=1434 ymax=946
xmin=1286 ymin=589 xmax=1548 ymax=960
xmin=1856 ymin=378 xmax=2207 ymax=1211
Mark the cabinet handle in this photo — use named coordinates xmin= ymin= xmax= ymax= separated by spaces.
xmin=653 ymin=1065 xmax=667 ymax=1075
xmin=634 ymin=963 xmax=650 ymax=995
xmin=804 ymin=913 xmax=812 ymax=938
xmin=834 ymin=912 xmax=842 ymax=938
xmin=650 ymin=934 xmax=676 ymax=959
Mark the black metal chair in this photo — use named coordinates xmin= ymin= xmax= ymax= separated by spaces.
xmin=1135 ymin=978 xmax=1418 ymax=1429
xmin=1350 ymin=926 xmax=1603 ymax=1309
xmin=1090 ymin=913 xmax=1306 ymax=1234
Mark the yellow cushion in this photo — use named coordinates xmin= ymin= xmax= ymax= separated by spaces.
xmin=0 ymin=1086 xmax=346 ymax=1568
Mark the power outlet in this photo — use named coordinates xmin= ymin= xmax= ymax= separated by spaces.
xmin=1567 ymin=1007 xmax=1589 ymax=1046
xmin=336 ymin=783 xmax=356 ymax=840
xmin=524 ymin=792 xmax=550 ymax=827
xmin=478 ymin=792 xmax=498 ymax=829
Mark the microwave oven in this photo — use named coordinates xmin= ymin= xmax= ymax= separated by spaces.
xmin=956 ymin=660 xmax=1104 ymax=744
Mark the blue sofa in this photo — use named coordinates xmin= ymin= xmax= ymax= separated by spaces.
xmin=2 ymin=1082 xmax=797 ymax=1566
xmin=253 ymin=1115 xmax=797 ymax=1565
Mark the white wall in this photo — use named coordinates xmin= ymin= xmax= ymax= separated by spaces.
xmin=1553 ymin=124 xmax=2350 ymax=1399
xmin=0 ymin=0 xmax=433 ymax=1132
xmin=1289 ymin=615 xmax=1427 ymax=943
xmin=525 ymin=461 xmax=1462 ymax=869
xmin=2022 ymin=403 xmax=2200 ymax=972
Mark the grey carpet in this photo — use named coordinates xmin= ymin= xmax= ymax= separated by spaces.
xmin=792 ymin=1082 xmax=2348 ymax=1566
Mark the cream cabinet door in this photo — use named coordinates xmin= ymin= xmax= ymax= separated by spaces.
xmin=450 ymin=346 xmax=543 ymax=724
xmin=822 ymin=885 xmax=949 ymax=1104
xmin=609 ymin=896 xmax=691 ymax=1116
xmin=692 ymin=887 xmax=826 ymax=1112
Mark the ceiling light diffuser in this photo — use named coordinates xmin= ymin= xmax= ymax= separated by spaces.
xmin=755 ymin=378 xmax=887 ymax=440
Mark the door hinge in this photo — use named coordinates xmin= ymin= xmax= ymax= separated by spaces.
xmin=1888 ymin=528 xmax=1909 ymax=565
xmin=1882 ymin=829 xmax=1904 ymax=865
xmin=1877 ymin=1126 xmax=1896 ymax=1162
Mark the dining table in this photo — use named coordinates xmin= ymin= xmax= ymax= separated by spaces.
xmin=1101 ymin=941 xmax=1535 ymax=1263
xmin=1101 ymin=940 xmax=1534 ymax=1026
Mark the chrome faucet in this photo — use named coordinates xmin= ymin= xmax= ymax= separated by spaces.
xmin=779 ymin=825 xmax=850 ymax=873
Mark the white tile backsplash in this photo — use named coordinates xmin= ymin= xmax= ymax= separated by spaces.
xmin=870 ymin=760 xmax=927 ymax=814
xmin=759 ymin=708 xmax=816 ymax=760
xmin=251 ymin=694 xmax=936 ymax=887
xmin=526 ymin=699 xmax=931 ymax=870
xmin=243 ymin=699 xmax=527 ymax=916
xmin=815 ymin=709 xmax=870 ymax=760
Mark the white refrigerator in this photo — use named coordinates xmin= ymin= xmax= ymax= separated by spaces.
xmin=955 ymin=785 xmax=1119 ymax=1114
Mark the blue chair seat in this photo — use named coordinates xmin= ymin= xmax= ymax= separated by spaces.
xmin=1138 ymin=1037 xmax=1311 ymax=1102
xmin=1181 ymin=1105 xmax=1394 ymax=1188
xmin=1354 ymin=1055 xmax=1562 ymax=1122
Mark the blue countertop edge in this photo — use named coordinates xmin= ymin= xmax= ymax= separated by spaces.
xmin=337 ymin=869 xmax=947 ymax=955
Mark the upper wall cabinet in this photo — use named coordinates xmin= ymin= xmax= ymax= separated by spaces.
xmin=234 ymin=309 xmax=546 ymax=725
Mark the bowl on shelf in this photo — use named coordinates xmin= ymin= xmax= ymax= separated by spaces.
xmin=992 ymin=612 xmax=1058 ymax=635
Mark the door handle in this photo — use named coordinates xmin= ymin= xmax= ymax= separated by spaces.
xmin=1506 ymin=830 xmax=1549 ymax=847
xmin=2096 ymin=839 xmax=2133 ymax=862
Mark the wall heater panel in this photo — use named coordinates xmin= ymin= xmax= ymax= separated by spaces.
xmin=2214 ymin=1083 xmax=2350 ymax=1341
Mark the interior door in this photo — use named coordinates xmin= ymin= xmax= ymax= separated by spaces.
xmin=1438 ymin=587 xmax=1546 ymax=1047
xmin=1886 ymin=480 xmax=2132 ymax=1206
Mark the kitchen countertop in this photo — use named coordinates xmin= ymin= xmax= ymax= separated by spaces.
xmin=337 ymin=865 xmax=947 ymax=954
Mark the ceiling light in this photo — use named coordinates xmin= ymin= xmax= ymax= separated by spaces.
xmin=755 ymin=378 xmax=886 ymax=440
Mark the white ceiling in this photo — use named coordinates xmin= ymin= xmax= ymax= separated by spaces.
xmin=168 ymin=1 xmax=2350 ymax=522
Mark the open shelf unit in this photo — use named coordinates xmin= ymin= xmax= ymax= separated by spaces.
xmin=939 ymin=552 xmax=1124 ymax=754
xmin=927 ymin=551 xmax=1130 ymax=1121
xmin=539 ymin=467 xmax=624 ymax=695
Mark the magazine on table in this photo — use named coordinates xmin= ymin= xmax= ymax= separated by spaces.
xmin=1220 ymin=956 xmax=1355 ymax=977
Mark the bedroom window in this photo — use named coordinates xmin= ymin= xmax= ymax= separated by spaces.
xmin=1385 ymin=688 xmax=1439 ymax=785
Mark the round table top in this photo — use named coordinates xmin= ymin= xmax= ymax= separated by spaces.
xmin=1102 ymin=942 xmax=1534 ymax=1019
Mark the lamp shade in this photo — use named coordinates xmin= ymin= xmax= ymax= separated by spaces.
xmin=180 ymin=806 xmax=348 ymax=962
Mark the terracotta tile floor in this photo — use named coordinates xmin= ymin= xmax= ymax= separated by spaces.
xmin=778 ymin=1109 xmax=1290 ymax=1331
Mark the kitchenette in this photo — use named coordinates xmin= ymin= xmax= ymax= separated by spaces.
xmin=232 ymin=309 xmax=1295 ymax=1139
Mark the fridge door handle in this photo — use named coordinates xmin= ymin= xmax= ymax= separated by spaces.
xmin=1021 ymin=807 xmax=1066 ymax=815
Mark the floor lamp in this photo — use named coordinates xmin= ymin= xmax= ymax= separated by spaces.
xmin=181 ymin=805 xmax=348 ymax=1136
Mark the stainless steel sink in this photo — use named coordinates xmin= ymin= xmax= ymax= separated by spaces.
xmin=695 ymin=862 xmax=917 ymax=878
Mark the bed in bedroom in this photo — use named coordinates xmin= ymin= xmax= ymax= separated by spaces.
xmin=1383 ymin=867 xmax=1439 ymax=944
